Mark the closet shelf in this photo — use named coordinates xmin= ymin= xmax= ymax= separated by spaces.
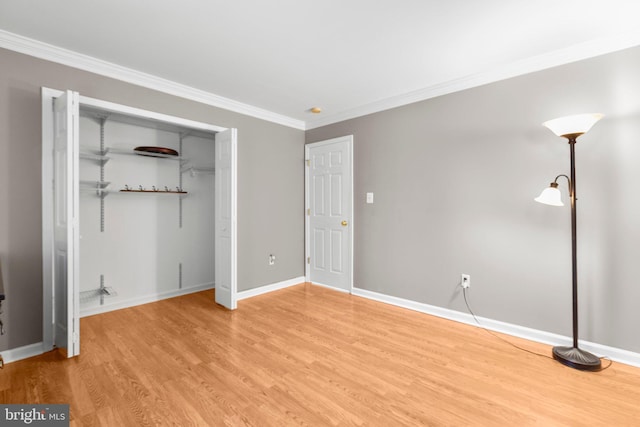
xmin=108 ymin=147 xmax=185 ymax=161
xmin=80 ymin=189 xmax=109 ymax=198
xmin=80 ymin=180 xmax=111 ymax=189
xmin=80 ymin=287 xmax=117 ymax=304
xmin=80 ymin=150 xmax=110 ymax=163
xmin=181 ymin=165 xmax=215 ymax=176
xmin=80 ymin=179 xmax=111 ymax=199
xmin=80 ymin=181 xmax=110 ymax=198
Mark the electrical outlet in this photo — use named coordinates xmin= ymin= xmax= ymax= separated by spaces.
xmin=269 ymin=254 xmax=276 ymax=266
xmin=461 ymin=274 xmax=470 ymax=289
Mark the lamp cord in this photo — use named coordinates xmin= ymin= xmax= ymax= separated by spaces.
xmin=461 ymin=288 xmax=612 ymax=371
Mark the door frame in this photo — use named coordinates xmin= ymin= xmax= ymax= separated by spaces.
xmin=41 ymin=87 xmax=235 ymax=353
xmin=304 ymin=135 xmax=354 ymax=292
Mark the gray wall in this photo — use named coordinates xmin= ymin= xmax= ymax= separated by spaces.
xmin=306 ymin=46 xmax=640 ymax=354
xmin=0 ymin=47 xmax=305 ymax=352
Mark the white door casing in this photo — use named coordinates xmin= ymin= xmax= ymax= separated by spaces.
xmin=305 ymin=136 xmax=353 ymax=292
xmin=52 ymin=90 xmax=80 ymax=357
xmin=215 ymin=128 xmax=238 ymax=309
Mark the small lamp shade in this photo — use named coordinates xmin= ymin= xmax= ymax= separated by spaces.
xmin=535 ymin=183 xmax=564 ymax=206
xmin=542 ymin=113 xmax=604 ymax=137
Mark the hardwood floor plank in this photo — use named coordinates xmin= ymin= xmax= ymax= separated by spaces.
xmin=2 ymin=283 xmax=640 ymax=425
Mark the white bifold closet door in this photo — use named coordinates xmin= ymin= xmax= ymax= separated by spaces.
xmin=214 ymin=128 xmax=237 ymax=310
xmin=52 ymin=90 xmax=80 ymax=357
xmin=43 ymin=87 xmax=239 ymax=359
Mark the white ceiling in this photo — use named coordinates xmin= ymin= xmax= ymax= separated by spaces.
xmin=1 ymin=0 xmax=640 ymax=129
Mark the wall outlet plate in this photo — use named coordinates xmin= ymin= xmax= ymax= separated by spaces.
xmin=461 ymin=274 xmax=470 ymax=288
xmin=366 ymin=192 xmax=374 ymax=204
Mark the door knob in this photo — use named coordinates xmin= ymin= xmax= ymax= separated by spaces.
xmin=341 ymin=220 xmax=348 ymax=226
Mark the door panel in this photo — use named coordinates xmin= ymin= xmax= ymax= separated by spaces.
xmin=330 ymin=229 xmax=343 ymax=273
xmin=215 ymin=128 xmax=237 ymax=309
xmin=308 ymin=137 xmax=352 ymax=291
xmin=52 ymin=90 xmax=80 ymax=357
xmin=313 ymin=176 xmax=325 ymax=216
xmin=313 ymin=228 xmax=326 ymax=270
xmin=330 ymin=174 xmax=343 ymax=216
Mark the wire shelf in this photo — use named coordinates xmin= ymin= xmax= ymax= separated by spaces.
xmin=80 ymin=287 xmax=117 ymax=304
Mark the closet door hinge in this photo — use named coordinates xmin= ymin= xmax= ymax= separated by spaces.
xmin=307 ymin=208 xmax=311 ymax=216
xmin=307 ymin=257 xmax=310 ymax=264
xmin=72 ymin=331 xmax=79 ymax=343
xmin=306 ymin=159 xmax=310 ymax=167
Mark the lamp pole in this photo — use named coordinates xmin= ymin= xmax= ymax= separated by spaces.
xmin=550 ymin=133 xmax=601 ymax=371
xmin=568 ymin=136 xmax=579 ymax=350
xmin=538 ymin=113 xmax=604 ymax=370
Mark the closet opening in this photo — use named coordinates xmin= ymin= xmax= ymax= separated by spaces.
xmin=41 ymin=88 xmax=238 ymax=358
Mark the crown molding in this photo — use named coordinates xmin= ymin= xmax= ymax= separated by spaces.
xmin=3 ymin=28 xmax=640 ymax=132
xmin=0 ymin=29 xmax=306 ymax=130
xmin=306 ymin=30 xmax=640 ymax=130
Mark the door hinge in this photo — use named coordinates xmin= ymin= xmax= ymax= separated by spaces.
xmin=307 ymin=208 xmax=311 ymax=216
xmin=307 ymin=257 xmax=310 ymax=264
xmin=72 ymin=331 xmax=79 ymax=343
xmin=306 ymin=159 xmax=310 ymax=167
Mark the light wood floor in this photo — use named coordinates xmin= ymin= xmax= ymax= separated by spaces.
xmin=2 ymin=284 xmax=640 ymax=426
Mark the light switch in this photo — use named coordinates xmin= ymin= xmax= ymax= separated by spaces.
xmin=366 ymin=192 xmax=374 ymax=204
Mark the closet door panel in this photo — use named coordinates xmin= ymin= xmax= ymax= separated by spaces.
xmin=52 ymin=90 xmax=80 ymax=357
xmin=214 ymin=128 xmax=237 ymax=310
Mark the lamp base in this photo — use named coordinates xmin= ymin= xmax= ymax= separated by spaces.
xmin=552 ymin=346 xmax=601 ymax=371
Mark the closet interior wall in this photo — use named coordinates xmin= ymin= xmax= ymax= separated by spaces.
xmin=78 ymin=111 xmax=215 ymax=315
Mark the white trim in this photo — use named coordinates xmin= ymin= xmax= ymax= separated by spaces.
xmin=304 ymin=148 xmax=310 ymax=281
xmin=230 ymin=129 xmax=239 ymax=310
xmin=40 ymin=89 xmax=223 ymax=135
xmin=41 ymin=87 xmax=58 ymax=352
xmin=80 ymin=283 xmax=214 ymax=318
xmin=0 ymin=342 xmax=44 ymax=364
xmin=236 ymin=276 xmax=305 ymax=301
xmin=310 ymin=281 xmax=351 ymax=294
xmin=231 ymin=129 xmax=238 ymax=309
xmin=306 ymin=31 xmax=640 ymax=130
xmin=0 ymin=29 xmax=305 ymax=130
xmin=305 ymin=136 xmax=354 ymax=293
xmin=79 ymin=95 xmax=227 ymax=133
xmin=6 ymin=30 xmax=640 ymax=132
xmin=352 ymin=287 xmax=640 ymax=369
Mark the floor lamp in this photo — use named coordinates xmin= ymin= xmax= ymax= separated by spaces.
xmin=535 ymin=113 xmax=603 ymax=371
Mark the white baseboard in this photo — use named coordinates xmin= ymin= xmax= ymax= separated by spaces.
xmin=7 ymin=284 xmax=636 ymax=369
xmin=309 ymin=281 xmax=351 ymax=294
xmin=236 ymin=276 xmax=305 ymax=301
xmin=352 ymin=287 xmax=640 ymax=369
xmin=80 ymin=282 xmax=215 ymax=318
xmin=0 ymin=342 xmax=44 ymax=364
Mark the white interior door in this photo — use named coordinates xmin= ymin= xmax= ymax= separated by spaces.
xmin=306 ymin=136 xmax=353 ymax=292
xmin=53 ymin=90 xmax=80 ymax=357
xmin=214 ymin=128 xmax=238 ymax=309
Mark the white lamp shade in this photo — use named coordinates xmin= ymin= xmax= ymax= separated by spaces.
xmin=542 ymin=113 xmax=604 ymax=137
xmin=535 ymin=186 xmax=564 ymax=206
